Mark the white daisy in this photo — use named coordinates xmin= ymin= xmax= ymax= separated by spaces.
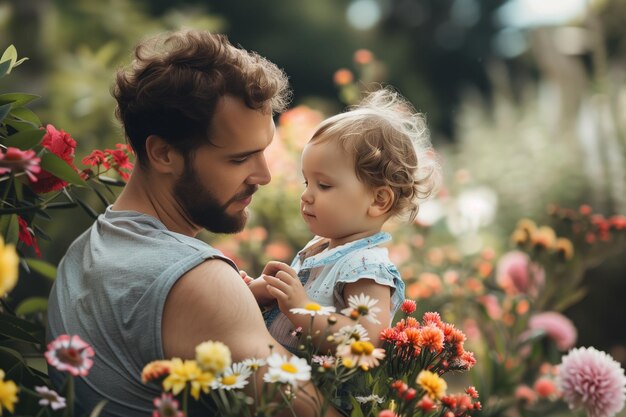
xmin=211 ymin=362 xmax=252 ymax=390
xmin=290 ymin=302 xmax=336 ymax=316
xmin=340 ymin=294 xmax=382 ymax=324
xmin=242 ymin=357 xmax=266 ymax=371
xmin=337 ymin=340 xmax=386 ymax=370
xmin=333 ymin=324 xmax=370 ymax=345
xmin=264 ymin=353 xmax=311 ymax=386
xmin=355 ymin=394 xmax=384 ymax=404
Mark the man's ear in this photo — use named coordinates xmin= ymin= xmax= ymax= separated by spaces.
xmin=368 ymin=186 xmax=394 ymax=217
xmin=145 ymin=135 xmax=183 ymax=175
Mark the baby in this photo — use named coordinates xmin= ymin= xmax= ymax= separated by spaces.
xmin=248 ymin=88 xmax=439 ymax=353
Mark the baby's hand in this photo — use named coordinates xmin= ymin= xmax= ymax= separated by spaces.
xmin=239 ymin=270 xmax=254 ymax=285
xmin=247 ymin=274 xmax=276 ymax=306
xmin=262 ymin=267 xmax=309 ymax=314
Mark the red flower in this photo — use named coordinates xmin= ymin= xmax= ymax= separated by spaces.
xmin=400 ymin=299 xmax=416 ymax=315
xmin=104 ymin=146 xmax=134 ymax=181
xmin=17 ymin=216 xmax=41 ymax=257
xmin=82 ymin=150 xmax=109 ymax=169
xmin=30 ymin=125 xmax=78 ymax=193
xmin=0 ymin=147 xmax=42 ymax=181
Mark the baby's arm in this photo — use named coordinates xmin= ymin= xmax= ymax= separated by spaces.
xmin=263 ymin=267 xmax=392 ymax=352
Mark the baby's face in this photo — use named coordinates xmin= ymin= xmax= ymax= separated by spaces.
xmin=300 ymin=140 xmax=376 ymax=246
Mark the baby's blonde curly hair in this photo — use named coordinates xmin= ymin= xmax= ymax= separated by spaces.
xmin=309 ymin=87 xmax=440 ymax=222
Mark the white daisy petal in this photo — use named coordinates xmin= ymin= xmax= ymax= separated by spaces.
xmin=290 ymin=302 xmax=336 ymax=316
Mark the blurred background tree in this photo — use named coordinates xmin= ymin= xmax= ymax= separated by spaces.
xmin=1 ymin=0 xmax=625 ymax=377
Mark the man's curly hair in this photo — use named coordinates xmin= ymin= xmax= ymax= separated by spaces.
xmin=113 ymin=29 xmax=291 ymax=166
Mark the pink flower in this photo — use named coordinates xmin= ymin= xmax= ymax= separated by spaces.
xmin=45 ymin=334 xmax=95 ymax=376
xmin=35 ymin=386 xmax=66 ymax=410
xmin=515 ymin=384 xmax=537 ymax=405
xmin=534 ymin=377 xmax=558 ymax=398
xmin=496 ymin=251 xmax=545 ymax=297
xmin=153 ymin=393 xmax=183 ymax=417
xmin=558 ymin=347 xmax=626 ymax=417
xmin=528 ymin=312 xmax=577 ymax=351
xmin=30 ymin=124 xmax=78 ymax=193
xmin=0 ymin=147 xmax=42 ymax=181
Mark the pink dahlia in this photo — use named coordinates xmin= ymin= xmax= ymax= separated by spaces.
xmin=45 ymin=334 xmax=95 ymax=376
xmin=0 ymin=147 xmax=42 ymax=181
xmin=528 ymin=312 xmax=577 ymax=351
xmin=496 ymin=251 xmax=545 ymax=297
xmin=558 ymin=347 xmax=626 ymax=417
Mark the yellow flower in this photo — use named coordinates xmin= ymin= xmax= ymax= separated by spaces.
xmin=555 ymin=238 xmax=574 ymax=261
xmin=162 ymin=359 xmax=214 ymax=400
xmin=0 ymin=238 xmax=19 ymax=297
xmin=416 ymin=370 xmax=447 ymax=400
xmin=195 ymin=341 xmax=231 ymax=374
xmin=0 ymin=370 xmax=19 ymax=415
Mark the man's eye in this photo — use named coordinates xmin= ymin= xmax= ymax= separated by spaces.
xmin=231 ymin=157 xmax=248 ymax=164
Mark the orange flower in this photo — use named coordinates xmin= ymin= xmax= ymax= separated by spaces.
xmin=141 ymin=360 xmax=171 ymax=383
xmin=419 ymin=326 xmax=444 ymax=353
xmin=353 ymin=49 xmax=374 ymax=65
xmin=333 ymin=68 xmax=354 ymax=86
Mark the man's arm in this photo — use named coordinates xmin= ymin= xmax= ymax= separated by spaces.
xmin=162 ymin=259 xmax=340 ymax=417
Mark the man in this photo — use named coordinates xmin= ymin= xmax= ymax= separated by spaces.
xmin=47 ymin=29 xmax=339 ymax=417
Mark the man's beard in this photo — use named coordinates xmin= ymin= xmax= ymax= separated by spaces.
xmin=173 ymin=164 xmax=256 ymax=234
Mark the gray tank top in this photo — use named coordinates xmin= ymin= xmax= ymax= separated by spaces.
xmin=47 ymin=206 xmax=236 ymax=416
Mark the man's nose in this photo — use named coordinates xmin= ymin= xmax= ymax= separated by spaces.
xmin=248 ymin=156 xmax=271 ymax=185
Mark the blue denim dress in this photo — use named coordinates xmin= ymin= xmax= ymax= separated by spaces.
xmin=263 ymin=231 xmax=405 ymax=353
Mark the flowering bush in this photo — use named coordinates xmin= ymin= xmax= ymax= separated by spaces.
xmin=138 ymin=297 xmax=480 ymax=417
xmin=0 ymin=45 xmax=133 ymax=416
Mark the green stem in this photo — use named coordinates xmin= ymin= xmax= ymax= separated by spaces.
xmin=182 ymin=385 xmax=189 ymax=417
xmin=0 ymin=172 xmax=14 ymax=208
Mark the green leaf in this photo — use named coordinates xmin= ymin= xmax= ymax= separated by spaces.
xmin=10 ymin=107 xmax=41 ymax=126
xmin=40 ymin=152 xmax=86 ymax=187
xmin=13 ymin=57 xmax=29 ymax=68
xmin=25 ymin=258 xmax=57 ymax=281
xmin=91 ymin=184 xmax=111 ymax=208
xmin=3 ymin=129 xmax=44 ymax=150
xmin=0 ymin=93 xmax=39 ymax=107
xmin=554 ymin=287 xmax=588 ymax=311
xmin=0 ymin=60 xmax=11 ymax=78
xmin=349 ymin=397 xmax=365 ymax=417
xmin=14 ymin=178 xmax=23 ymax=201
xmin=97 ymin=175 xmax=126 ymax=187
xmin=76 ymin=196 xmax=99 ymax=219
xmin=0 ymin=313 xmax=42 ymax=344
xmin=0 ymin=45 xmax=18 ymax=68
xmin=0 ymin=214 xmax=20 ymax=245
xmin=0 ymin=102 xmax=11 ymax=123
xmin=15 ymin=297 xmax=48 ymax=316
xmin=4 ymin=119 xmax=37 ymax=132
xmin=89 ymin=400 xmax=109 ymax=417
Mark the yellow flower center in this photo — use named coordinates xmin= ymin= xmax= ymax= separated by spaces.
xmin=222 ymin=375 xmax=238 ymax=386
xmin=281 ymin=363 xmax=298 ymax=374
xmin=351 ymin=341 xmax=374 ymax=355
xmin=304 ymin=303 xmax=322 ymax=311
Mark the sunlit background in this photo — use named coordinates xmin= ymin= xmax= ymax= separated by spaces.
xmin=2 ymin=0 xmax=626 ymax=414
